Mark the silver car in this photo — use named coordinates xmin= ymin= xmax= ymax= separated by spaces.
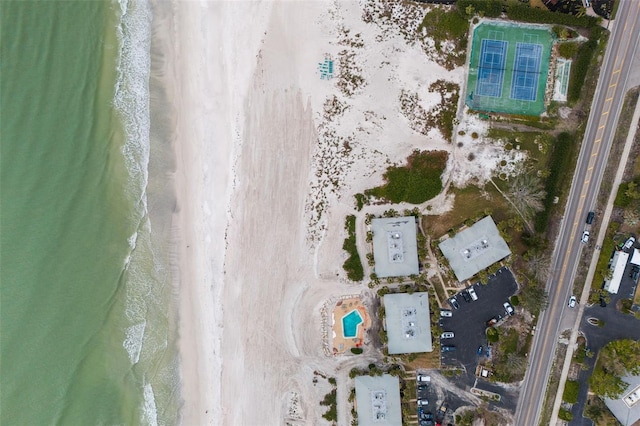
xmin=441 ymin=332 xmax=454 ymax=339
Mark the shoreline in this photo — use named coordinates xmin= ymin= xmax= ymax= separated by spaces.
xmin=159 ymin=1 xmax=272 ymax=424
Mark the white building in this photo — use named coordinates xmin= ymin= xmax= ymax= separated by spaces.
xmin=383 ymin=292 xmax=432 ymax=354
xmin=354 ymin=375 xmax=402 ymax=426
xmin=438 ymin=216 xmax=511 ymax=282
xmin=371 ymin=217 xmax=419 ymax=278
xmin=604 ymin=250 xmax=629 ymax=294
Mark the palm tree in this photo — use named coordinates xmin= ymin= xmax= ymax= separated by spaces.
xmin=508 ymin=172 xmax=546 ymax=221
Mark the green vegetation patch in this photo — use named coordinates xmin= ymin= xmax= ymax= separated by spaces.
xmin=568 ymin=27 xmax=604 ymax=103
xmin=365 ymin=150 xmax=447 ymax=204
xmin=535 ymin=132 xmax=578 ymax=233
xmin=342 ymin=215 xmax=364 ymax=281
xmin=614 ymin=177 xmax=640 ymax=208
xmin=594 ymin=222 xmax=620 ymax=282
xmin=486 ymin=327 xmax=499 ymax=343
xmin=563 ymin=380 xmax=580 ymax=404
xmin=429 ymin=80 xmax=460 ymax=142
xmin=590 ymin=339 xmax=640 ymax=398
xmin=419 ymin=7 xmax=468 ymax=50
xmin=558 ymin=408 xmax=573 ymax=421
xmin=505 ymin=2 xmax=599 ymax=28
xmin=320 ymin=388 xmax=337 ymax=422
xmin=557 ymin=42 xmax=579 ymax=59
xmin=418 ymin=6 xmax=469 ymax=69
xmin=457 ymin=0 xmax=503 ymax=18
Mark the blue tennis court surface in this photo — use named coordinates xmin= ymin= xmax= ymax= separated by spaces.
xmin=476 ymin=39 xmax=507 ymax=98
xmin=510 ymin=43 xmax=542 ymax=101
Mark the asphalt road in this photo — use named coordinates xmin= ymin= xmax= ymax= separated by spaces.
xmin=514 ymin=3 xmax=640 ymax=425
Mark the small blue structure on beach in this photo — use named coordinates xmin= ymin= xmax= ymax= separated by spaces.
xmin=318 ymin=56 xmax=334 ymax=80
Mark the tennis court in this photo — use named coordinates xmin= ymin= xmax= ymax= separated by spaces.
xmin=477 ymin=39 xmax=508 ymax=98
xmin=466 ymin=21 xmax=554 ymax=116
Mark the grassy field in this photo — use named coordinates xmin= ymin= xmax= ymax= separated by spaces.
xmin=422 ymin=183 xmax=509 ymax=238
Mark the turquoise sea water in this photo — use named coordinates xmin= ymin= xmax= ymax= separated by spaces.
xmin=1 ymin=1 xmax=178 ymax=424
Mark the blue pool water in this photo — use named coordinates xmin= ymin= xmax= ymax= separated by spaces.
xmin=342 ymin=310 xmax=363 ymax=338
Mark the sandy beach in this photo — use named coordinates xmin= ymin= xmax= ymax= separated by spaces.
xmin=159 ymin=0 xmax=521 ymax=424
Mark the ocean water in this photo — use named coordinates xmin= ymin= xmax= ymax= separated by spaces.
xmin=1 ymin=1 xmax=178 ymax=424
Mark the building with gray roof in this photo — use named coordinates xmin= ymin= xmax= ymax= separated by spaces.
xmin=438 ymin=216 xmax=511 ymax=282
xmin=383 ymin=292 xmax=432 ymax=354
xmin=354 ymin=374 xmax=402 ymax=426
xmin=371 ymin=216 xmax=419 ymax=278
xmin=604 ymin=374 xmax=640 ymax=426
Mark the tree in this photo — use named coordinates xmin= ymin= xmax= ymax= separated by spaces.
xmin=505 ymin=353 xmax=527 ymax=376
xmin=590 ymin=369 xmax=628 ymax=398
xmin=519 ymin=282 xmax=548 ymax=314
xmin=590 ymin=340 xmax=640 ymax=398
xmin=625 ymin=182 xmax=640 ymax=199
xmin=508 ymin=172 xmax=546 ymax=220
xmin=525 ymin=250 xmax=551 ymax=283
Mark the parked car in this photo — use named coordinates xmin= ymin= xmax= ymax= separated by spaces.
xmin=448 ymin=297 xmax=460 ymax=310
xmin=441 ymin=345 xmax=456 ymax=352
xmin=624 ymin=236 xmax=636 ymax=250
xmin=477 ymin=345 xmax=483 ymax=355
xmin=441 ymin=332 xmax=454 ymax=339
xmin=461 ymin=291 xmax=472 ymax=303
xmin=417 ymin=374 xmax=431 ymax=383
xmin=586 ymin=211 xmax=595 ymax=224
xmin=503 ymin=301 xmax=515 ymax=316
xmin=581 ymin=230 xmax=590 ymax=243
xmin=631 ymin=266 xmax=640 ymax=282
xmin=440 ymin=310 xmax=452 ymax=317
xmin=418 ymin=399 xmax=429 ymax=406
xmin=468 ymin=287 xmax=478 ymax=301
xmin=568 ymin=295 xmax=577 ymax=308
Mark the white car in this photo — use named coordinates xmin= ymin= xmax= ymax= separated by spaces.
xmin=581 ymin=231 xmax=590 ymax=243
xmin=568 ymin=296 xmax=577 ymax=308
xmin=441 ymin=332 xmax=454 ymax=339
xmin=468 ymin=287 xmax=478 ymax=301
xmin=503 ymin=302 xmax=514 ymax=316
xmin=440 ymin=310 xmax=453 ymax=317
xmin=624 ymin=237 xmax=636 ymax=250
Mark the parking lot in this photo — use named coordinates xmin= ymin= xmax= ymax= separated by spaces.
xmin=439 ymin=267 xmax=518 ymax=372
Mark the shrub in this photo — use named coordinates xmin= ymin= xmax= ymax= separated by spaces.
xmin=457 ymin=0 xmax=503 ymax=18
xmin=563 ymin=380 xmax=580 ymax=404
xmin=506 ymin=2 xmax=599 ymax=28
xmin=486 ymin=327 xmax=499 ymax=343
xmin=365 ymin=150 xmax=447 ymax=204
xmin=510 ymin=295 xmax=520 ymax=306
xmin=567 ymin=27 xmax=603 ymax=103
xmin=351 ymin=347 xmax=363 ymax=355
xmin=342 ymin=215 xmax=364 ymax=281
xmin=558 ymin=408 xmax=573 ymax=421
xmin=535 ymin=132 xmax=577 ymax=233
xmin=558 ymin=42 xmax=579 ymax=59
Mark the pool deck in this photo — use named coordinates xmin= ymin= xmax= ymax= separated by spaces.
xmin=331 ymin=297 xmax=371 ymax=355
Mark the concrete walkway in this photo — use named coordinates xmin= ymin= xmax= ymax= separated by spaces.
xmin=549 ymin=94 xmax=640 ymax=425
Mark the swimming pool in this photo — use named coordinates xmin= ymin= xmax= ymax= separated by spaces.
xmin=342 ymin=310 xmax=363 ymax=338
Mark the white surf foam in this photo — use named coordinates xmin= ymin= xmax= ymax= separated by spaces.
xmin=142 ymin=380 xmax=158 ymax=426
xmin=123 ymin=321 xmax=146 ymax=364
